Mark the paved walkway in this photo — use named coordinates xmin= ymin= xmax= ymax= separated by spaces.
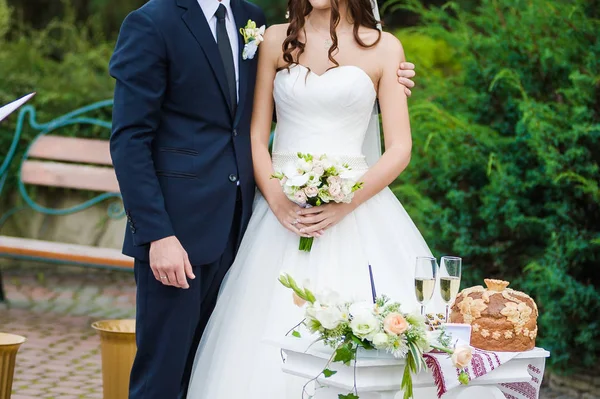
xmin=0 ymin=264 xmax=575 ymax=399
xmin=0 ymin=265 xmax=135 ymax=399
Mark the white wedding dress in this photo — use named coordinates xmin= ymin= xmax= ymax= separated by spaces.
xmin=186 ymin=64 xmax=444 ymax=398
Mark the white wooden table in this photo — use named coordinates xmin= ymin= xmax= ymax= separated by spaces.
xmin=276 ymin=337 xmax=550 ymax=399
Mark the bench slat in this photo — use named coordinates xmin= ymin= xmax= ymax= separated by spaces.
xmin=21 ymin=160 xmax=120 ymax=193
xmin=0 ymin=236 xmax=133 ymax=269
xmin=28 ymin=136 xmax=113 ymax=165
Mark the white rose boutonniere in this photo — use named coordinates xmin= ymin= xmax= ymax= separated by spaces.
xmin=240 ymin=20 xmax=265 ymax=60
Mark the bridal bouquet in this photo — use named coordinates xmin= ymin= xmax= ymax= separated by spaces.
xmin=279 ymin=273 xmax=471 ymax=399
xmin=271 ymin=153 xmax=363 ymax=252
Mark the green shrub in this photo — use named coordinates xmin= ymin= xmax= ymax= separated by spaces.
xmin=386 ymin=0 xmax=600 ymax=372
xmin=0 ymin=7 xmax=114 ymax=198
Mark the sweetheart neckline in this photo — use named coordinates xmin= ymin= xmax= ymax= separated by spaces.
xmin=275 ymin=64 xmax=377 ymax=96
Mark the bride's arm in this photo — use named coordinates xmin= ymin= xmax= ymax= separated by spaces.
xmin=298 ymin=33 xmax=411 ymax=233
xmin=251 ymin=25 xmax=314 ymax=237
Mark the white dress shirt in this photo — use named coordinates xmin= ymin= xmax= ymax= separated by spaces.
xmin=198 ymin=0 xmax=240 ymax=100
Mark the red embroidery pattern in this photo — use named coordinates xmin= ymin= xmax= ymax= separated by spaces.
xmin=501 ymin=381 xmax=537 ymax=399
xmin=471 ymin=354 xmax=487 ymax=378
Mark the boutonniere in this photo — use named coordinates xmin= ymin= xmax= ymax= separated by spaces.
xmin=240 ymin=20 xmax=265 ymax=60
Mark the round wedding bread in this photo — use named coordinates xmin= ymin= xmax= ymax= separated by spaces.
xmin=449 ymin=279 xmax=538 ymax=352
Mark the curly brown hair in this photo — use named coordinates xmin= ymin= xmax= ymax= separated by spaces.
xmin=279 ymin=0 xmax=382 ymax=71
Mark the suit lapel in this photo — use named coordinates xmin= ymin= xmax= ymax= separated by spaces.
xmin=178 ymin=0 xmax=234 ymax=119
xmin=231 ymin=0 xmax=249 ymax=127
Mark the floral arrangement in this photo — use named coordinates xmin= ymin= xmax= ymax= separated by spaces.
xmin=279 ymin=273 xmax=472 ymax=399
xmin=239 ymin=20 xmax=265 ymax=60
xmin=272 ymin=153 xmax=363 ymax=252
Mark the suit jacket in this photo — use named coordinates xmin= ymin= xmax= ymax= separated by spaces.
xmin=109 ymin=0 xmax=265 ymax=265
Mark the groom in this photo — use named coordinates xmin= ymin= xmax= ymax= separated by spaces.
xmin=109 ymin=0 xmax=417 ymax=397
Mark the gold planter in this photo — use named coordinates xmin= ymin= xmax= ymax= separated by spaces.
xmin=0 ymin=332 xmax=26 ymax=399
xmin=92 ymin=319 xmax=136 ymax=399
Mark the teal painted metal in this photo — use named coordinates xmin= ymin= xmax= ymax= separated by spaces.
xmin=0 ymin=99 xmax=127 ymax=302
xmin=0 ymin=99 xmax=124 ymax=224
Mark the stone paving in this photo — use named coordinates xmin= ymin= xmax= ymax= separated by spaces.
xmin=0 ymin=265 xmax=136 ymax=399
xmin=0 ymin=263 xmax=579 ymax=399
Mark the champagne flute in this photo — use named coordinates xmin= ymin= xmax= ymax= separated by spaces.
xmin=414 ymin=256 xmax=438 ymax=316
xmin=439 ymin=256 xmax=462 ymax=323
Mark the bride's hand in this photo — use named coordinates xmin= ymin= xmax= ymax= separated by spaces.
xmin=296 ymin=202 xmax=355 ymax=234
xmin=270 ymin=196 xmax=321 ymax=238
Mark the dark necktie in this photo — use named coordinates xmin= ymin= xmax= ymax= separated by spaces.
xmin=215 ymin=4 xmax=237 ymax=115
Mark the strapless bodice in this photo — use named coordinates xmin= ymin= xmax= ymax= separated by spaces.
xmin=272 ymin=64 xmax=377 ymax=159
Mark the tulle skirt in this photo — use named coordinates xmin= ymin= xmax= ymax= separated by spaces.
xmin=186 ymin=187 xmax=445 ymax=398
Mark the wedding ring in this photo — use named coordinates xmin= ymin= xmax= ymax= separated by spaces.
xmin=160 ymin=276 xmax=168 ymax=280
xmin=291 ymin=219 xmax=299 ymax=225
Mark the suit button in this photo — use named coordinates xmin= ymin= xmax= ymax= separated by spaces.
xmin=233 ymin=129 xmax=238 ymax=136
xmin=229 ymin=174 xmax=238 ymax=182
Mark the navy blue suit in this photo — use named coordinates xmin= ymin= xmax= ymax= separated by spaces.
xmin=109 ymin=0 xmax=265 ymax=396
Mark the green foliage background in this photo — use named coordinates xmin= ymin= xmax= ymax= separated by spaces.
xmin=1 ymin=0 xmax=599 ymax=373
xmin=387 ymin=0 xmax=600 ymax=372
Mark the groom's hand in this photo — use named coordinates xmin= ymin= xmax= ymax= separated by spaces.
xmin=397 ymin=62 xmax=416 ymax=97
xmin=149 ymin=236 xmax=196 ymax=289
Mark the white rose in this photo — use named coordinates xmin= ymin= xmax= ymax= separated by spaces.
xmin=349 ymin=302 xmax=379 ymax=339
xmin=283 ymin=185 xmax=295 ymax=197
xmin=297 ymin=159 xmax=313 ymax=173
xmin=372 ymin=332 xmax=389 ymax=348
xmin=314 ymin=305 xmax=345 ymax=330
xmin=350 ymin=312 xmax=379 ymax=340
xmin=306 ymin=173 xmax=321 ymax=188
xmin=318 ymin=188 xmax=332 ymax=203
xmin=341 ymin=181 xmax=353 ymax=196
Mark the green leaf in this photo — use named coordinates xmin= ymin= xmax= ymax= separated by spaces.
xmin=338 ymin=393 xmax=359 ymax=399
xmin=292 ymin=330 xmax=301 ymax=338
xmin=333 ymin=344 xmax=355 ymax=365
xmin=323 ymin=368 xmax=337 ymax=378
xmin=401 ymin=352 xmax=415 ymax=399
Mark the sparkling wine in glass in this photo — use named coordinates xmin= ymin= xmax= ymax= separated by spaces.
xmin=414 ymin=256 xmax=438 ymax=316
xmin=439 ymin=256 xmax=462 ymax=323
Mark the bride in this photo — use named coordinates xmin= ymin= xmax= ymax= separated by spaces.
xmin=186 ymin=0 xmax=444 ymax=396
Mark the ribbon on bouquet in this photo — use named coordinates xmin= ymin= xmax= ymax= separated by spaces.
xmin=423 ymin=344 xmax=545 ymax=399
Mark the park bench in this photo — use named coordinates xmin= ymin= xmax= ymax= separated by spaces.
xmin=0 ymin=100 xmax=133 ymax=302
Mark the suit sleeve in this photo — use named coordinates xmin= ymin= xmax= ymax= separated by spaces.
xmin=109 ymin=9 xmax=175 ymax=247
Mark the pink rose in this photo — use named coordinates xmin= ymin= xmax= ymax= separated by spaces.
xmin=383 ymin=313 xmax=409 ymax=335
xmin=294 ymin=190 xmax=307 ymax=205
xmin=304 ymin=186 xmax=319 ymax=198
xmin=327 ymin=176 xmax=342 ymax=186
xmin=312 ymin=162 xmax=325 ymax=177
xmin=328 ymin=184 xmax=341 ymax=197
